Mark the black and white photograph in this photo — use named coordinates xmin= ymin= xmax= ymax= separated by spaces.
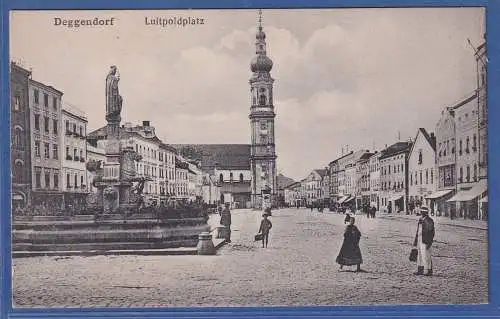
xmin=10 ymin=8 xmax=488 ymax=307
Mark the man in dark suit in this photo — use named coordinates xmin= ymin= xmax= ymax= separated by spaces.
xmin=414 ymin=209 xmax=435 ymax=276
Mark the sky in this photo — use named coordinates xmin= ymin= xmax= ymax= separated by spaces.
xmin=10 ymin=8 xmax=485 ymax=181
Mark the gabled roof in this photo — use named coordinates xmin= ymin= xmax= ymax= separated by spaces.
xmin=172 ymin=144 xmax=250 ymax=170
xmin=328 ymin=151 xmax=354 ymax=166
xmin=420 ymin=128 xmax=436 ymax=151
xmin=277 ymin=173 xmax=296 ymax=189
xmin=314 ymin=169 xmax=328 ymax=178
xmin=408 ymin=128 xmax=436 ymax=158
xmin=284 ymin=181 xmax=301 ymax=190
xmin=379 ymin=142 xmax=412 ymax=160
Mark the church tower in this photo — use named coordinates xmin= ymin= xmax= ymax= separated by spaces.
xmin=249 ymin=10 xmax=277 ymax=209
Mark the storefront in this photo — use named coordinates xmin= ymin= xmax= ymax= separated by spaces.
xmin=447 ymin=179 xmax=487 ymax=220
xmin=425 ymin=189 xmax=453 ymax=217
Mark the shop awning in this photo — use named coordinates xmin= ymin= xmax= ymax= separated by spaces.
xmin=447 ymin=180 xmax=488 ymax=202
xmin=425 ymin=189 xmax=453 ymax=199
xmin=338 ymin=195 xmax=352 ymax=204
xmin=480 ymin=196 xmax=488 ymax=203
xmin=390 ymin=194 xmax=403 ymax=201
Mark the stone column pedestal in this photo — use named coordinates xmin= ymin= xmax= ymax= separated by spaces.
xmin=197 ymin=232 xmax=215 ymax=255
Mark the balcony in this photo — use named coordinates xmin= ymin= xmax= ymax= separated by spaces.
xmin=66 ymin=155 xmax=72 ymax=161
xmin=80 ymin=157 xmax=85 ymax=162
xmin=74 ymin=156 xmax=79 ymax=162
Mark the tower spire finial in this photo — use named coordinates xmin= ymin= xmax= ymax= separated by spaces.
xmin=258 ymin=9 xmax=262 ymax=29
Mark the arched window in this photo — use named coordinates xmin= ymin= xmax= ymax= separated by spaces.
xmin=466 ymin=165 xmax=470 ymax=182
xmin=74 ymin=174 xmax=78 ymax=187
xmin=239 ymin=173 xmax=244 ymax=182
xmin=219 ymin=173 xmax=223 ymax=183
xmin=474 ymin=163 xmax=478 ymax=181
xmin=473 ymin=134 xmax=477 ymax=152
xmin=230 ymin=172 xmax=233 ymax=182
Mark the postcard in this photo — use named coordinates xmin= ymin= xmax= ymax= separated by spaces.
xmin=9 ymin=8 xmax=488 ymax=309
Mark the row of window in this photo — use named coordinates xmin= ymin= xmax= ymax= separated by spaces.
xmin=34 ymin=141 xmax=58 ymax=159
xmin=438 ymin=134 xmax=478 ymax=158
xmin=381 ymin=181 xmax=405 ymax=191
xmin=34 ymin=114 xmax=58 ymax=135
xmin=33 ymin=89 xmax=58 ymax=110
xmin=34 ymin=167 xmax=59 ymax=189
xmin=66 ymin=173 xmax=85 ymax=189
xmin=219 ymin=173 xmax=245 ymax=183
xmin=458 ymin=163 xmax=478 ymax=183
xmin=409 ymin=169 xmax=434 ymax=186
xmin=65 ymin=120 xmax=85 ymax=137
xmin=381 ymin=163 xmax=405 ymax=175
xmin=135 ymin=144 xmax=175 ymax=164
xmin=65 ymin=147 xmax=85 ymax=162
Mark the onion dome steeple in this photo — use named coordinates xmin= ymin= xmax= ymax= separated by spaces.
xmin=250 ymin=9 xmax=273 ymax=73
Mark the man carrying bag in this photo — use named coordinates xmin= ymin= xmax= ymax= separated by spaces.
xmin=410 ymin=209 xmax=435 ymax=276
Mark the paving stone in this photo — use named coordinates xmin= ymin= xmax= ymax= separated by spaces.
xmin=12 ymin=208 xmax=488 ymax=307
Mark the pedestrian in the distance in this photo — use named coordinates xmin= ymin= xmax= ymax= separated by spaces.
xmin=220 ymin=203 xmax=232 ymax=243
xmin=258 ymin=212 xmax=273 ymax=248
xmin=413 ymin=209 xmax=435 ymax=276
xmin=336 ymin=216 xmax=363 ymax=272
xmin=370 ymin=206 xmax=376 ymax=218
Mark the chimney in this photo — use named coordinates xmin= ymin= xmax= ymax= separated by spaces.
xmin=142 ymin=121 xmax=150 ymax=127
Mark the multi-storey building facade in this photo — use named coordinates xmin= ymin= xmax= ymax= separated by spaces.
xmin=29 ymin=78 xmax=64 ymax=213
xmin=284 ymin=181 xmax=301 ymax=207
xmin=328 ymin=151 xmax=353 ymax=207
xmin=175 ymin=156 xmax=189 ymax=199
xmin=302 ymin=169 xmax=326 ymax=206
xmin=249 ymin=13 xmax=277 ymax=209
xmin=476 ymin=41 xmax=487 ymax=181
xmin=11 ymin=62 xmax=32 ymax=212
xmin=408 ymin=128 xmax=437 ymax=214
xmin=62 ymin=103 xmax=88 ymax=212
xmin=379 ymin=142 xmax=412 ymax=214
xmin=187 ymin=160 xmax=203 ymax=201
xmin=356 ymin=153 xmax=373 ymax=209
xmin=446 ymin=92 xmax=487 ymax=219
xmin=435 ymin=106 xmax=457 ymax=217
xmin=368 ymin=152 xmax=381 ymax=210
xmin=159 ymin=143 xmax=177 ymax=199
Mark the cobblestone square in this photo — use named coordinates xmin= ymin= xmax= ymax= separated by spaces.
xmin=12 ymin=208 xmax=488 ymax=308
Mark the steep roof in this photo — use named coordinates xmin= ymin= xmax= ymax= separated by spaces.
xmin=419 ymin=128 xmax=436 ymax=151
xmin=314 ymin=169 xmax=328 ymax=178
xmin=172 ymin=144 xmax=251 ymax=171
xmin=379 ymin=142 xmax=412 ymax=160
xmin=277 ymin=173 xmax=296 ymax=189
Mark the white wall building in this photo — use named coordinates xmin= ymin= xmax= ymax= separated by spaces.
xmin=408 ymin=128 xmax=437 ymax=214
xmin=61 ymin=103 xmax=88 ymax=210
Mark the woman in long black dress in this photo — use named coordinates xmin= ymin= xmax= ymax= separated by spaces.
xmin=336 ymin=216 xmax=363 ymax=272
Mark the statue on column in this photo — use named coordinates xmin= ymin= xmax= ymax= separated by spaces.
xmin=106 ymin=65 xmax=123 ymax=122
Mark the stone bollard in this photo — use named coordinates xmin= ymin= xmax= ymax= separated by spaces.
xmin=197 ymin=232 xmax=215 ymax=255
xmin=216 ymin=226 xmax=228 ymax=239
